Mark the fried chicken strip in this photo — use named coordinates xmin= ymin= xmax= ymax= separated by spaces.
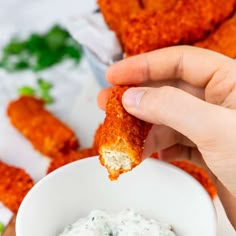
xmin=121 ymin=0 xmax=236 ymax=55
xmin=47 ymin=148 xmax=98 ymax=173
xmin=194 ymin=14 xmax=236 ymax=58
xmin=98 ymin=0 xmax=142 ymax=37
xmin=0 ymin=160 xmax=34 ymax=213
xmin=7 ymin=96 xmax=79 ymax=158
xmin=99 ymin=86 xmax=152 ymax=180
xmin=48 ymin=123 xmax=105 ymax=173
xmin=142 ymin=0 xmax=178 ymax=13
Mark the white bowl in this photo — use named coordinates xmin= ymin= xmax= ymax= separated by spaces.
xmin=16 ymin=157 xmax=217 ymax=236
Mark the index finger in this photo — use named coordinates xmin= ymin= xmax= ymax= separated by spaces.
xmin=107 ymin=46 xmax=235 ymax=87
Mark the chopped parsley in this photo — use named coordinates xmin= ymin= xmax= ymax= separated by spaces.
xmin=0 ymin=25 xmax=82 ymax=72
xmin=0 ymin=222 xmax=4 ymax=233
xmin=18 ymin=78 xmax=54 ymax=104
xmin=17 ymin=86 xmax=35 ymax=96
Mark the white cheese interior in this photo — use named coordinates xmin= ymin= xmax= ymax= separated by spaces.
xmin=102 ymin=150 xmax=131 ymax=170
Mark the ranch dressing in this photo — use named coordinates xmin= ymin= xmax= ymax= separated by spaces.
xmin=59 ymin=209 xmax=176 ymax=236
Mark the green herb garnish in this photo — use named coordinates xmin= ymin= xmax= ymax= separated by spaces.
xmin=0 ymin=25 xmax=83 ymax=72
xmin=37 ymin=78 xmax=53 ymax=90
xmin=18 ymin=78 xmax=54 ymax=105
xmin=0 ymin=222 xmax=4 ymax=233
xmin=39 ymin=92 xmax=54 ymax=105
xmin=18 ymin=86 xmax=35 ymax=96
xmin=37 ymin=78 xmax=54 ymax=104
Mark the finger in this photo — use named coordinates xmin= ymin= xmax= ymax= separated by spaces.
xmin=97 ymin=87 xmax=111 ymax=110
xmin=97 ymin=79 xmax=204 ymax=113
xmin=122 ymin=86 xmax=233 ymax=145
xmin=107 ymin=45 xmax=234 ymax=87
xmin=159 ymin=145 xmax=205 ymax=167
xmin=143 ymin=79 xmax=205 ymax=99
xmin=159 ymin=145 xmax=216 ymax=183
xmin=143 ymin=125 xmax=195 ymax=157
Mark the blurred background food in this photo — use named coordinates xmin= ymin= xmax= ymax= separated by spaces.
xmin=98 ymin=0 xmax=236 ymax=57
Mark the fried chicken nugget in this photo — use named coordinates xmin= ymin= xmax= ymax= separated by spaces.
xmin=142 ymin=0 xmax=178 ymax=13
xmin=0 ymin=160 xmax=34 ymax=213
xmin=150 ymin=152 xmax=159 ymax=159
xmin=121 ymin=0 xmax=236 ymax=55
xmin=99 ymin=86 xmax=152 ymax=180
xmin=47 ymin=148 xmax=98 ymax=173
xmin=194 ymin=14 xmax=236 ymax=58
xmin=7 ymin=96 xmax=79 ymax=158
xmin=98 ymin=0 xmax=142 ymax=37
xmin=170 ymin=160 xmax=217 ymax=199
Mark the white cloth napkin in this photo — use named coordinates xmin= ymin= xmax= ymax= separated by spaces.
xmin=66 ymin=12 xmax=123 ymax=65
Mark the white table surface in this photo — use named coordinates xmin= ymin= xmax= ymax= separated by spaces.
xmin=0 ymin=0 xmax=235 ymax=235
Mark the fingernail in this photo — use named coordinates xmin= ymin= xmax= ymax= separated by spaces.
xmin=123 ymin=88 xmax=146 ymax=107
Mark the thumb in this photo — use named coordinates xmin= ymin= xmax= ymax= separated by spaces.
xmin=122 ymin=86 xmax=232 ymax=145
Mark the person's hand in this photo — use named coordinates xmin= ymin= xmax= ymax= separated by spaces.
xmin=97 ymin=46 xmax=236 ymax=228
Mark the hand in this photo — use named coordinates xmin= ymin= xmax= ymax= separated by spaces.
xmin=97 ymin=46 xmax=236 ymax=228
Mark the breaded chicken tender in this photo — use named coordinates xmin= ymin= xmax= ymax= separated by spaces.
xmin=47 ymin=148 xmax=98 ymax=173
xmin=98 ymin=0 xmax=142 ymax=37
xmin=99 ymin=86 xmax=152 ymax=180
xmin=150 ymin=152 xmax=159 ymax=159
xmin=7 ymin=96 xmax=79 ymax=158
xmin=121 ymin=0 xmax=236 ymax=55
xmin=194 ymin=14 xmax=236 ymax=58
xmin=142 ymin=0 xmax=178 ymax=13
xmin=0 ymin=160 xmax=34 ymax=213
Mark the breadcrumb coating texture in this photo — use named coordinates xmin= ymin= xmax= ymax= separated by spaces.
xmin=195 ymin=14 xmax=236 ymax=58
xmin=142 ymin=0 xmax=178 ymax=13
xmin=122 ymin=0 xmax=236 ymax=55
xmin=7 ymin=96 xmax=79 ymax=158
xmin=47 ymin=148 xmax=98 ymax=173
xmin=99 ymin=86 xmax=152 ymax=180
xmin=150 ymin=152 xmax=159 ymax=159
xmin=98 ymin=0 xmax=142 ymax=37
xmin=0 ymin=160 xmax=34 ymax=213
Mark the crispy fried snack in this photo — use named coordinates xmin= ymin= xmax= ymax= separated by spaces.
xmin=7 ymin=96 xmax=79 ymax=158
xmin=170 ymin=160 xmax=217 ymax=199
xmin=142 ymin=0 xmax=178 ymax=13
xmin=0 ymin=160 xmax=34 ymax=213
xmin=99 ymin=86 xmax=152 ymax=180
xmin=194 ymin=14 xmax=236 ymax=58
xmin=47 ymin=148 xmax=98 ymax=173
xmin=98 ymin=0 xmax=142 ymax=37
xmin=150 ymin=152 xmax=159 ymax=159
xmin=121 ymin=0 xmax=236 ymax=55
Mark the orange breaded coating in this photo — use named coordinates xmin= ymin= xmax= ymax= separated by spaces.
xmin=121 ymin=0 xmax=236 ymax=55
xmin=99 ymin=86 xmax=152 ymax=180
xmin=98 ymin=0 xmax=142 ymax=37
xmin=7 ymin=96 xmax=79 ymax=158
xmin=0 ymin=160 xmax=34 ymax=213
xmin=142 ymin=0 xmax=178 ymax=13
xmin=194 ymin=14 xmax=236 ymax=58
xmin=47 ymin=148 xmax=98 ymax=173
xmin=170 ymin=160 xmax=217 ymax=199
xmin=150 ymin=152 xmax=159 ymax=159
